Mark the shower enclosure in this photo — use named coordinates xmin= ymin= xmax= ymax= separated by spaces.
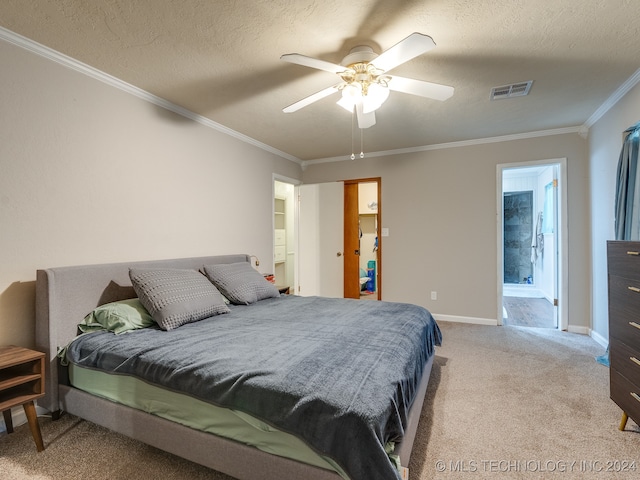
xmin=503 ymin=190 xmax=533 ymax=285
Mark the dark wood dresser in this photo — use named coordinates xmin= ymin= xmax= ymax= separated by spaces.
xmin=608 ymin=240 xmax=640 ymax=430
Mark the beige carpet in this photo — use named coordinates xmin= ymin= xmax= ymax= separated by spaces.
xmin=1 ymin=321 xmax=638 ymax=479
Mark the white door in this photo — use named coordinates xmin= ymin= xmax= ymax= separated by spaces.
xmin=297 ymin=182 xmax=344 ymax=297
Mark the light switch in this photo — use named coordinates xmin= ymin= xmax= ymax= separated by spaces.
xmin=381 ymin=228 xmax=389 ymax=237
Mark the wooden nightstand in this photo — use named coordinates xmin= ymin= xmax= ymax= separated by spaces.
xmin=0 ymin=346 xmax=45 ymax=451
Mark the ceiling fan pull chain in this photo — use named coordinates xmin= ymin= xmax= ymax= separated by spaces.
xmin=350 ymin=107 xmax=356 ymax=160
xmin=360 ymin=127 xmax=364 ymax=158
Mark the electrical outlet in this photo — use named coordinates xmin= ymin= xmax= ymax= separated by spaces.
xmin=431 ymin=291 xmax=437 ymax=300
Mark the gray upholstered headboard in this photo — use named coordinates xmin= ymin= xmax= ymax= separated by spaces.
xmin=35 ymin=254 xmax=250 ymax=412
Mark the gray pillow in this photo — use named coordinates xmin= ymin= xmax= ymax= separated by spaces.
xmin=203 ymin=262 xmax=280 ymax=305
xmin=129 ymin=268 xmax=230 ymax=331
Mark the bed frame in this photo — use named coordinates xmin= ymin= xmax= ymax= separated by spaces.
xmin=35 ymin=254 xmax=434 ymax=480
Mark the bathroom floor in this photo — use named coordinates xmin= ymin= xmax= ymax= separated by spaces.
xmin=502 ymin=296 xmax=555 ymax=328
xmin=359 ymin=290 xmax=377 ymax=300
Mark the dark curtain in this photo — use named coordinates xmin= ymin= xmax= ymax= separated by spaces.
xmin=615 ymin=122 xmax=640 ymax=240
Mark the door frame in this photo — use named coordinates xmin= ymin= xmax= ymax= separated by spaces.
xmin=343 ymin=177 xmax=382 ymax=300
xmin=272 ymin=174 xmax=301 ymax=291
xmin=496 ymin=159 xmax=568 ymax=330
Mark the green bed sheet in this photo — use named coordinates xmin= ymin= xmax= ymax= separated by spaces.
xmin=69 ymin=363 xmax=348 ymax=479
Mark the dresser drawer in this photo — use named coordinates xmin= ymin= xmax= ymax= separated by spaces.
xmin=610 ymin=338 xmax=640 ymax=385
xmin=610 ymin=369 xmax=640 ymax=426
xmin=608 ymin=275 xmax=640 ymax=346
xmin=608 ymin=241 xmax=640 ymax=281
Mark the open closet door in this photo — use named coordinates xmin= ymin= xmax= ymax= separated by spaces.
xmin=343 ymin=182 xmax=361 ymax=299
xmin=297 ymin=182 xmax=344 ymax=297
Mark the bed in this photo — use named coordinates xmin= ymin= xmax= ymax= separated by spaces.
xmin=35 ymin=254 xmax=441 ymax=480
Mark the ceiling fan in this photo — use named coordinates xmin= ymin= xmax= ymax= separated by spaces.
xmin=281 ymin=33 xmax=454 ymax=129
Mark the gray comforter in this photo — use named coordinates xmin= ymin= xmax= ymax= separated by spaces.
xmin=65 ymin=295 xmax=441 ymax=480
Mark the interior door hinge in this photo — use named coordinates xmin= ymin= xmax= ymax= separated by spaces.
xmin=553 ymin=298 xmax=558 ymax=307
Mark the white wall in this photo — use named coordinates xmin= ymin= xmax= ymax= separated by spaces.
xmin=3 ymin=27 xmax=617 ymax=345
xmin=589 ymin=81 xmax=640 ymax=342
xmin=537 ymin=166 xmax=556 ymax=303
xmin=302 ymin=134 xmax=590 ymax=329
xmin=0 ymin=38 xmax=302 ymax=347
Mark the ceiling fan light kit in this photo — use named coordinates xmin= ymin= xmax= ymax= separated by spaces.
xmin=361 ymin=83 xmax=390 ymax=113
xmin=337 ymin=81 xmax=390 ymax=114
xmin=281 ymin=32 xmax=455 ymax=130
xmin=337 ymin=83 xmax=361 ymax=111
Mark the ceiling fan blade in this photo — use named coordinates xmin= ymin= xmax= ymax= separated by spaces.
xmin=356 ymin=101 xmax=376 ymax=129
xmin=283 ymin=84 xmax=341 ymax=113
xmin=388 ymin=76 xmax=454 ymax=101
xmin=372 ymin=33 xmax=436 ymax=73
xmin=280 ymin=53 xmax=345 ymax=74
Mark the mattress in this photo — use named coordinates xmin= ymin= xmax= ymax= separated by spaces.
xmin=68 ymin=363 xmax=348 ymax=477
xmin=65 ymin=294 xmax=441 ymax=480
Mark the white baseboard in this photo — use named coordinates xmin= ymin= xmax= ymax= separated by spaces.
xmin=502 ymin=285 xmax=545 ymax=298
xmin=434 ymin=314 xmax=498 ymax=326
xmin=589 ymin=329 xmax=609 ymax=348
xmin=567 ymin=325 xmax=590 ymax=335
xmin=566 ymin=325 xmax=608 ymax=348
xmin=434 ymin=314 xmax=608 ymax=345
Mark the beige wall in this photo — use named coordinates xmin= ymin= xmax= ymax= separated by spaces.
xmin=1 ymin=29 xmax=608 ymax=348
xmin=302 ymin=133 xmax=590 ymax=329
xmin=589 ymin=81 xmax=640 ymax=341
xmin=0 ymin=39 xmax=302 ymax=348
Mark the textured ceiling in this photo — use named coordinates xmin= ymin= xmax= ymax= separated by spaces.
xmin=1 ymin=0 xmax=640 ymax=162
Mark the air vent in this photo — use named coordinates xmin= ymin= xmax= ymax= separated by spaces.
xmin=490 ymin=81 xmax=533 ymax=100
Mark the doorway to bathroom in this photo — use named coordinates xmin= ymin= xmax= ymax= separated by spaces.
xmin=497 ymin=159 xmax=568 ymax=330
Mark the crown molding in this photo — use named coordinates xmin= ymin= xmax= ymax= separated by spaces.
xmin=5 ymin=24 xmax=638 ymax=170
xmin=301 ymin=126 xmax=584 ymax=168
xmin=301 ymin=66 xmax=640 ymax=167
xmin=0 ymin=27 xmax=302 ymax=165
xmin=584 ymin=68 xmax=640 ymax=129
